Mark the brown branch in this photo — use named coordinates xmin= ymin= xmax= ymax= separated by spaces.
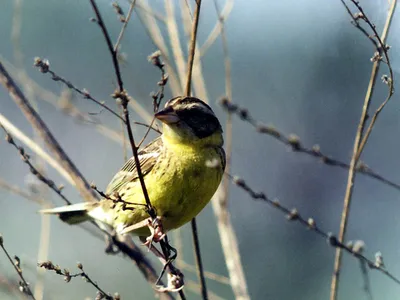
xmin=230 ymin=174 xmax=400 ymax=287
xmin=1 ymin=124 xmax=71 ymax=205
xmin=182 ymin=1 xmax=208 ymax=299
xmin=184 ymin=0 xmax=202 ymax=96
xmin=114 ymin=0 xmax=137 ymax=52
xmin=0 ymin=235 xmax=36 ymax=299
xmin=0 ymin=61 xmax=98 ymax=202
xmin=0 ymin=60 xmax=171 ymax=296
xmin=88 ymin=2 xmax=184 ymax=296
xmin=331 ymin=2 xmax=396 ymax=299
xmin=220 ymin=98 xmax=400 ymax=192
xmin=33 ymin=57 xmax=124 ymax=123
xmin=38 ymin=261 xmax=116 ymax=300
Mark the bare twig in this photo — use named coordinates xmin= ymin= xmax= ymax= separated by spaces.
xmin=331 ymin=2 xmax=396 ymax=299
xmin=184 ymin=0 xmax=202 ymax=97
xmin=220 ymin=99 xmax=400 ymax=192
xmin=33 ymin=57 xmax=124 ymax=123
xmin=0 ymin=61 xmax=98 ymax=202
xmin=137 ymin=51 xmax=167 ymax=148
xmin=0 ymin=112 xmax=74 ymax=185
xmin=0 ymin=177 xmax=44 ymax=205
xmin=133 ymin=1 xmax=182 ymax=95
xmin=211 ymin=1 xmax=249 ymax=298
xmin=1 ymin=124 xmax=71 ymax=205
xmin=199 ymin=0 xmax=234 ymax=57
xmin=230 ymin=175 xmax=400 ymax=287
xmin=38 ymin=261 xmax=116 ymax=300
xmin=0 ymin=235 xmax=36 ymax=299
xmin=177 ymin=261 xmax=230 ymax=285
xmin=88 ymin=2 xmax=183 ymax=296
xmin=114 ymin=0 xmax=137 ymax=52
xmin=359 ymin=260 xmax=374 ymax=300
xmin=183 ymin=1 xmax=208 ymax=299
xmin=165 ymin=1 xmax=187 ymax=90
xmin=0 ymin=60 xmax=168 ymax=295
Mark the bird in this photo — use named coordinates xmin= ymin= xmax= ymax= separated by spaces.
xmin=41 ymin=96 xmax=225 ymax=242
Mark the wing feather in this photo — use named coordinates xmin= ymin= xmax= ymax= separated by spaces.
xmin=105 ymin=137 xmax=162 ymax=194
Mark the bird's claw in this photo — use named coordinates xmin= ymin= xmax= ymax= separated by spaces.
xmin=142 ymin=217 xmax=166 ymax=249
xmin=155 ymin=271 xmax=184 ymax=293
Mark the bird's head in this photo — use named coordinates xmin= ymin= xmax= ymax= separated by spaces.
xmin=155 ymin=96 xmax=223 ymax=147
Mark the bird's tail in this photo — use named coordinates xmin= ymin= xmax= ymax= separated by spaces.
xmin=40 ymin=202 xmax=94 ymax=225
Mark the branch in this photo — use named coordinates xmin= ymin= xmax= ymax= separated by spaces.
xmin=114 ymin=0 xmax=137 ymax=52
xmin=220 ymin=98 xmax=400 ymax=192
xmin=88 ymin=2 xmax=184 ymax=296
xmin=38 ymin=261 xmax=116 ymax=300
xmin=230 ymin=174 xmax=400 ymax=287
xmin=1 ymin=124 xmax=71 ymax=205
xmin=0 ymin=61 xmax=98 ymax=202
xmin=182 ymin=1 xmax=208 ymax=299
xmin=0 ymin=235 xmax=36 ymax=299
xmin=0 ymin=60 xmax=171 ymax=297
xmin=33 ymin=57 xmax=124 ymax=122
xmin=331 ymin=1 xmax=396 ymax=299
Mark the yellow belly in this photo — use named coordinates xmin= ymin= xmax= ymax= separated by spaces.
xmin=110 ymin=143 xmax=223 ymax=236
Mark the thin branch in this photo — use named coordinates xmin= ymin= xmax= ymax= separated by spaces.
xmin=88 ymin=0 xmax=155 ymax=214
xmin=177 ymin=261 xmax=230 ymax=285
xmin=220 ymin=99 xmax=400 ymax=192
xmin=199 ymin=0 xmax=234 ymax=57
xmin=331 ymin=2 xmax=396 ymax=299
xmin=0 ymin=112 xmax=74 ymax=185
xmin=133 ymin=0 xmax=182 ymax=95
xmin=38 ymin=261 xmax=115 ymax=300
xmin=165 ymin=0 xmax=187 ymax=90
xmin=359 ymin=260 xmax=374 ymax=300
xmin=0 ymin=235 xmax=36 ymax=299
xmin=184 ymin=0 xmax=202 ymax=96
xmin=184 ymin=1 xmax=208 ymax=299
xmin=0 ymin=61 xmax=98 ymax=202
xmin=1 ymin=124 xmax=71 ymax=205
xmin=88 ymin=2 xmax=184 ymax=296
xmin=190 ymin=219 xmax=208 ymax=300
xmin=0 ymin=177 xmax=44 ymax=205
xmin=0 ymin=60 xmax=168 ymax=295
xmin=230 ymin=174 xmax=400 ymax=287
xmin=211 ymin=0 xmax=250 ymax=298
xmin=114 ymin=0 xmax=137 ymax=52
xmin=33 ymin=57 xmax=124 ymax=123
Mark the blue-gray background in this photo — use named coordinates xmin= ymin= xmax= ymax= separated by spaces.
xmin=1 ymin=0 xmax=400 ymax=299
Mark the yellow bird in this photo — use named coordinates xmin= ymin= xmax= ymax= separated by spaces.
xmin=41 ymin=96 xmax=225 ymax=240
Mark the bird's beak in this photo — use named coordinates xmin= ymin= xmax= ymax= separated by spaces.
xmin=154 ymin=107 xmax=180 ymax=124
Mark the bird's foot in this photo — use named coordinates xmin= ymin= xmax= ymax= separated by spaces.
xmin=143 ymin=216 xmax=166 ymax=249
xmin=155 ymin=270 xmax=184 ymax=293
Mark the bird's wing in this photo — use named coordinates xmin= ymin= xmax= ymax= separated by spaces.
xmin=105 ymin=137 xmax=163 ymax=194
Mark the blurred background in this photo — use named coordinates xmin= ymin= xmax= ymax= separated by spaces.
xmin=1 ymin=0 xmax=400 ymax=299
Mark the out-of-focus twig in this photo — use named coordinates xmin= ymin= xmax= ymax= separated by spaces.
xmin=134 ymin=0 xmax=182 ymax=95
xmin=331 ymin=2 xmax=396 ymax=299
xmin=1 ymin=124 xmax=71 ymax=205
xmin=88 ymin=2 xmax=183 ymax=296
xmin=0 ymin=62 xmax=97 ymax=202
xmin=165 ymin=1 xmax=187 ymax=90
xmin=211 ymin=0 xmax=249 ymax=299
xmin=230 ymin=174 xmax=400 ymax=286
xmin=0 ymin=235 xmax=36 ymax=299
xmin=33 ymin=57 xmax=123 ymax=122
xmin=220 ymin=99 xmax=400 ymax=192
xmin=38 ymin=261 xmax=116 ymax=300
xmin=199 ymin=0 xmax=234 ymax=57
xmin=0 ymin=112 xmax=74 ymax=185
xmin=183 ymin=1 xmax=208 ymax=299
xmin=114 ymin=0 xmax=137 ymax=52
